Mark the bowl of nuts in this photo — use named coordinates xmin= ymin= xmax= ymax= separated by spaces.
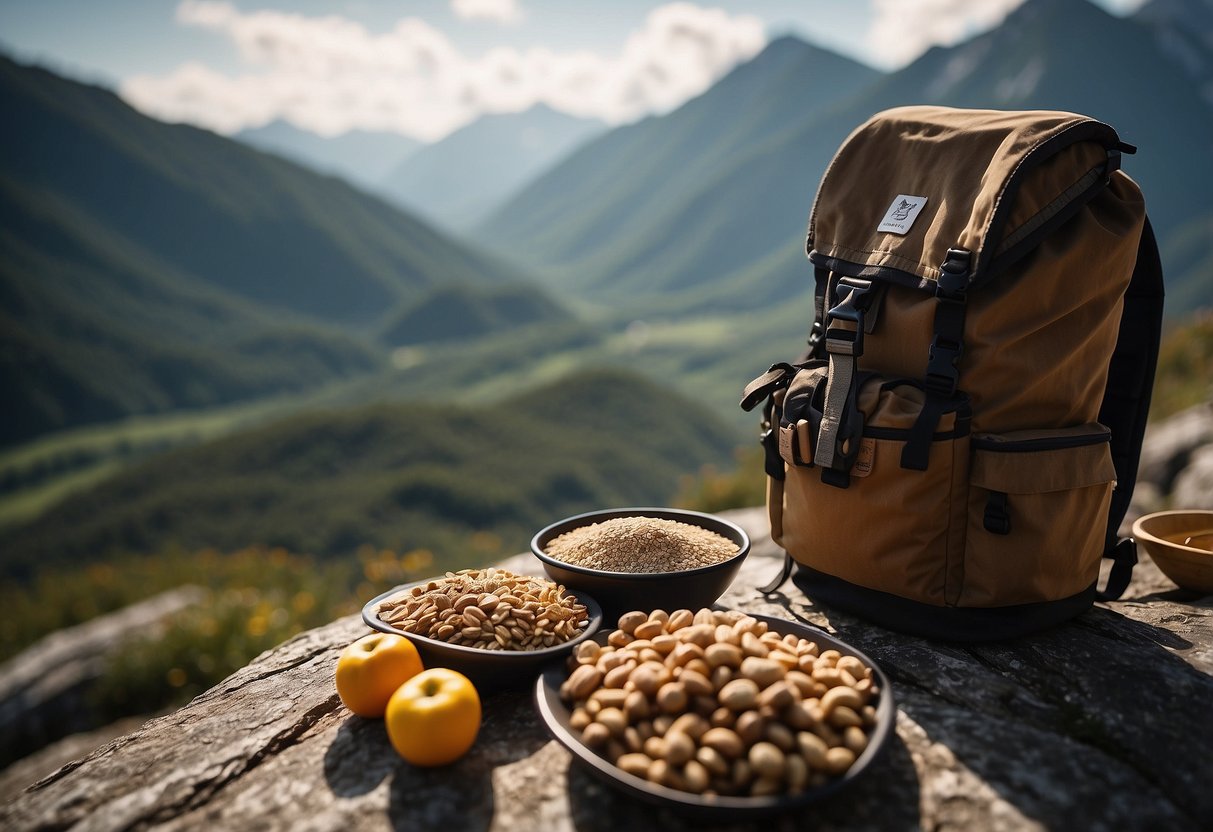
xmin=363 ymin=567 xmax=604 ymax=691
xmin=531 ymin=508 xmax=750 ymax=618
xmin=534 ymin=607 xmax=894 ymax=818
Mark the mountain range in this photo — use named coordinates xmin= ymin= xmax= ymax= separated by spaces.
xmin=480 ymin=0 xmax=1213 ymax=315
xmin=0 ymin=55 xmax=527 ymax=445
xmin=379 ymin=104 xmax=605 ymax=230
xmin=235 ymin=120 xmax=420 ymax=193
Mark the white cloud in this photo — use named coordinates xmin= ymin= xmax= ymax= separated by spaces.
xmin=120 ymin=1 xmax=765 ymax=140
xmin=868 ymin=0 xmax=1028 ymax=69
xmin=450 ymin=0 xmax=522 ymax=25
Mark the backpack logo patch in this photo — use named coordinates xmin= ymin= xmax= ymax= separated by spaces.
xmin=878 ymin=194 xmax=928 ymax=235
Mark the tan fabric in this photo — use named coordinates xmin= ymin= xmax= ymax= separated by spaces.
xmin=808 ymin=106 xmax=1111 ymax=285
xmin=776 ymin=373 xmax=967 ymax=605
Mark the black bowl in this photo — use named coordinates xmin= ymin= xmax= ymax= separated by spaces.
xmin=530 ymin=507 xmax=750 ymax=619
xmin=362 ymin=578 xmax=603 ymax=692
xmin=534 ymin=613 xmax=896 ymax=819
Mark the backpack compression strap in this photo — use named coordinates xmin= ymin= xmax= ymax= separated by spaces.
xmin=1097 ymin=216 xmax=1165 ymax=601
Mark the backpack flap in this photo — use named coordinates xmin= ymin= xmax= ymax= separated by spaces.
xmin=806 ymin=105 xmax=1130 ymax=290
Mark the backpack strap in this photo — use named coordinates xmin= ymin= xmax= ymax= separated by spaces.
xmin=1096 ymin=216 xmax=1165 ymax=601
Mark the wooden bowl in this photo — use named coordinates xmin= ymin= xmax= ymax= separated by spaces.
xmin=1132 ymin=510 xmax=1213 ymax=595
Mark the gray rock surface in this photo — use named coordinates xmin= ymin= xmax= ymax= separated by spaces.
xmin=2 ymin=509 xmax=1210 ymax=831
xmin=1137 ymin=401 xmax=1213 ymax=494
xmin=1122 ymin=400 xmax=1212 ymax=533
xmin=1173 ymin=443 xmax=1213 ymax=510
xmin=0 ymin=586 xmax=205 ymax=768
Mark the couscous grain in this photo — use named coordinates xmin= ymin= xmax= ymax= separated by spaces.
xmin=545 ymin=517 xmax=738 ymax=573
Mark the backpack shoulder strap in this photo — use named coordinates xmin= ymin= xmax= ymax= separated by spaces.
xmin=1098 ymin=216 xmax=1165 ymax=600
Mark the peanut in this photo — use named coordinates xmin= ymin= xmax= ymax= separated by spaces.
xmin=596 ymin=707 xmax=626 ymax=737
xmin=735 ymin=710 xmax=765 ymax=745
xmin=701 ymin=726 xmax=745 ymax=759
xmin=656 ymin=681 xmax=688 ymax=714
xmin=718 ymin=678 xmax=759 ymax=711
xmin=824 ymin=746 xmax=856 ymax=776
xmin=617 ymin=753 xmax=651 ymax=777
xmin=820 ymin=685 xmax=863 ymax=716
xmin=705 ymin=642 xmax=743 ymax=669
xmin=563 ymin=664 xmax=602 ymax=701
xmin=683 ymin=759 xmax=710 ymax=793
xmin=697 ymin=745 xmax=729 ymax=776
xmin=617 ymin=611 xmax=648 ymax=635
xmin=664 ymin=730 xmax=695 ymax=766
xmin=748 ymin=741 xmax=786 ymax=780
xmin=633 ymin=619 xmax=665 ymax=641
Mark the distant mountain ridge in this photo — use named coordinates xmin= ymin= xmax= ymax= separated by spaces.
xmin=382 ymin=104 xmax=605 ymax=230
xmin=1134 ymin=0 xmax=1213 ymax=108
xmin=478 ymin=36 xmax=880 ymax=308
xmin=480 ymin=1 xmax=1213 ymax=313
xmin=235 ymin=120 xmax=421 ymax=192
xmin=0 ymin=55 xmax=528 ymax=445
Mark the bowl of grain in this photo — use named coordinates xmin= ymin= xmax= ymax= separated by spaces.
xmin=363 ymin=567 xmax=604 ymax=690
xmin=530 ymin=508 xmax=750 ymax=617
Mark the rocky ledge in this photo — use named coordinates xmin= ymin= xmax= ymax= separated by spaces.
xmin=2 ymin=507 xmax=1211 ymax=831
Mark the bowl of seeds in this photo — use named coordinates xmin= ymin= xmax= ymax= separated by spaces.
xmin=530 ymin=508 xmax=750 ymax=617
xmin=363 ymin=567 xmax=604 ymax=690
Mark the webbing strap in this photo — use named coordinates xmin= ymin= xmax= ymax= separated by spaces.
xmin=741 ymin=363 xmax=794 ymax=412
xmin=813 ymin=278 xmax=873 ymax=473
xmin=901 ymin=395 xmax=947 ymax=471
xmin=759 ymin=552 xmax=796 ymax=594
xmin=814 ymin=348 xmax=854 ymax=469
xmin=902 ymin=249 xmax=970 ymax=470
xmin=1095 ymin=217 xmax=1165 ymax=600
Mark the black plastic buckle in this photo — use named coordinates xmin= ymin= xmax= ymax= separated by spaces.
xmin=983 ymin=491 xmax=1011 ymax=535
xmin=825 ymin=277 xmax=874 ymax=358
xmin=925 ymin=249 xmax=971 ymax=397
xmin=936 ymin=248 xmax=970 ymax=303
xmin=760 ymin=425 xmax=785 ymax=481
xmin=925 ymin=336 xmax=963 ymax=394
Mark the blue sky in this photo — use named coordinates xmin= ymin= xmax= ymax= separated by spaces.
xmin=0 ymin=0 xmax=1146 ymax=140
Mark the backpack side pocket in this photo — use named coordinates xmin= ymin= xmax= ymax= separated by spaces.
xmin=963 ymin=424 xmax=1116 ymax=606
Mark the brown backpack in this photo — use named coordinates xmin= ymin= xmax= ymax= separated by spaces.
xmin=742 ymin=106 xmax=1164 ymax=640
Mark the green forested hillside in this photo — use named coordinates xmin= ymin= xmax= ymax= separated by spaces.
xmin=0 ymin=176 xmax=380 ymax=445
xmin=0 ymin=368 xmax=738 ymax=577
xmin=379 ymin=283 xmax=572 ymax=347
xmin=0 ymin=55 xmax=533 ymax=445
xmin=0 ymin=56 xmax=517 ymax=323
